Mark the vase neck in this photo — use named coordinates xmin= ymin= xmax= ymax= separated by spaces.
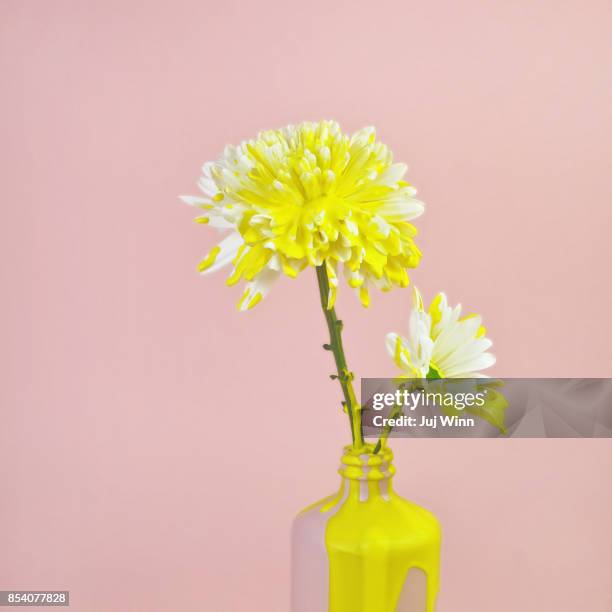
xmin=338 ymin=445 xmax=395 ymax=502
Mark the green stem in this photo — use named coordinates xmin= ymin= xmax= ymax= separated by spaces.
xmin=373 ymin=403 xmax=403 ymax=454
xmin=316 ymin=265 xmax=364 ymax=449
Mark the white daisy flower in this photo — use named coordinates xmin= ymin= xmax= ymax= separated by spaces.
xmin=386 ymin=287 xmax=496 ymax=378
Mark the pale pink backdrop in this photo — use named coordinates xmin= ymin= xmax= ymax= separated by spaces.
xmin=2 ymin=1 xmax=612 ymax=611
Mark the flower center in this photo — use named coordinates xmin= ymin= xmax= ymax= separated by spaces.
xmin=427 ymin=363 xmax=444 ymax=379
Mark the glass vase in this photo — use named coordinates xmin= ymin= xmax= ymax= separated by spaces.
xmin=291 ymin=444 xmax=441 ymax=612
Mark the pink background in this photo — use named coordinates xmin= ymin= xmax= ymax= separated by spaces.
xmin=2 ymin=1 xmax=612 ymax=610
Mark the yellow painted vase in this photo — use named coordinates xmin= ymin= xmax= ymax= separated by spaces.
xmin=292 ymin=445 xmax=441 ymax=612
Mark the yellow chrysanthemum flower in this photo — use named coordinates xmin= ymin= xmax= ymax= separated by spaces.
xmin=181 ymin=120 xmax=424 ymax=310
xmin=386 ymin=287 xmax=496 ymax=378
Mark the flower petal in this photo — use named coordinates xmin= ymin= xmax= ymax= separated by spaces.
xmin=237 ymin=267 xmax=281 ymax=311
xmin=198 ymin=232 xmax=243 ymax=275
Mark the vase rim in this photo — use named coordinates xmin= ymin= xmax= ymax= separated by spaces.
xmin=339 ymin=444 xmax=395 ymax=481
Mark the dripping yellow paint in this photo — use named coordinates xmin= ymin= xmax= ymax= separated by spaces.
xmin=293 ymin=445 xmax=441 ymax=612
